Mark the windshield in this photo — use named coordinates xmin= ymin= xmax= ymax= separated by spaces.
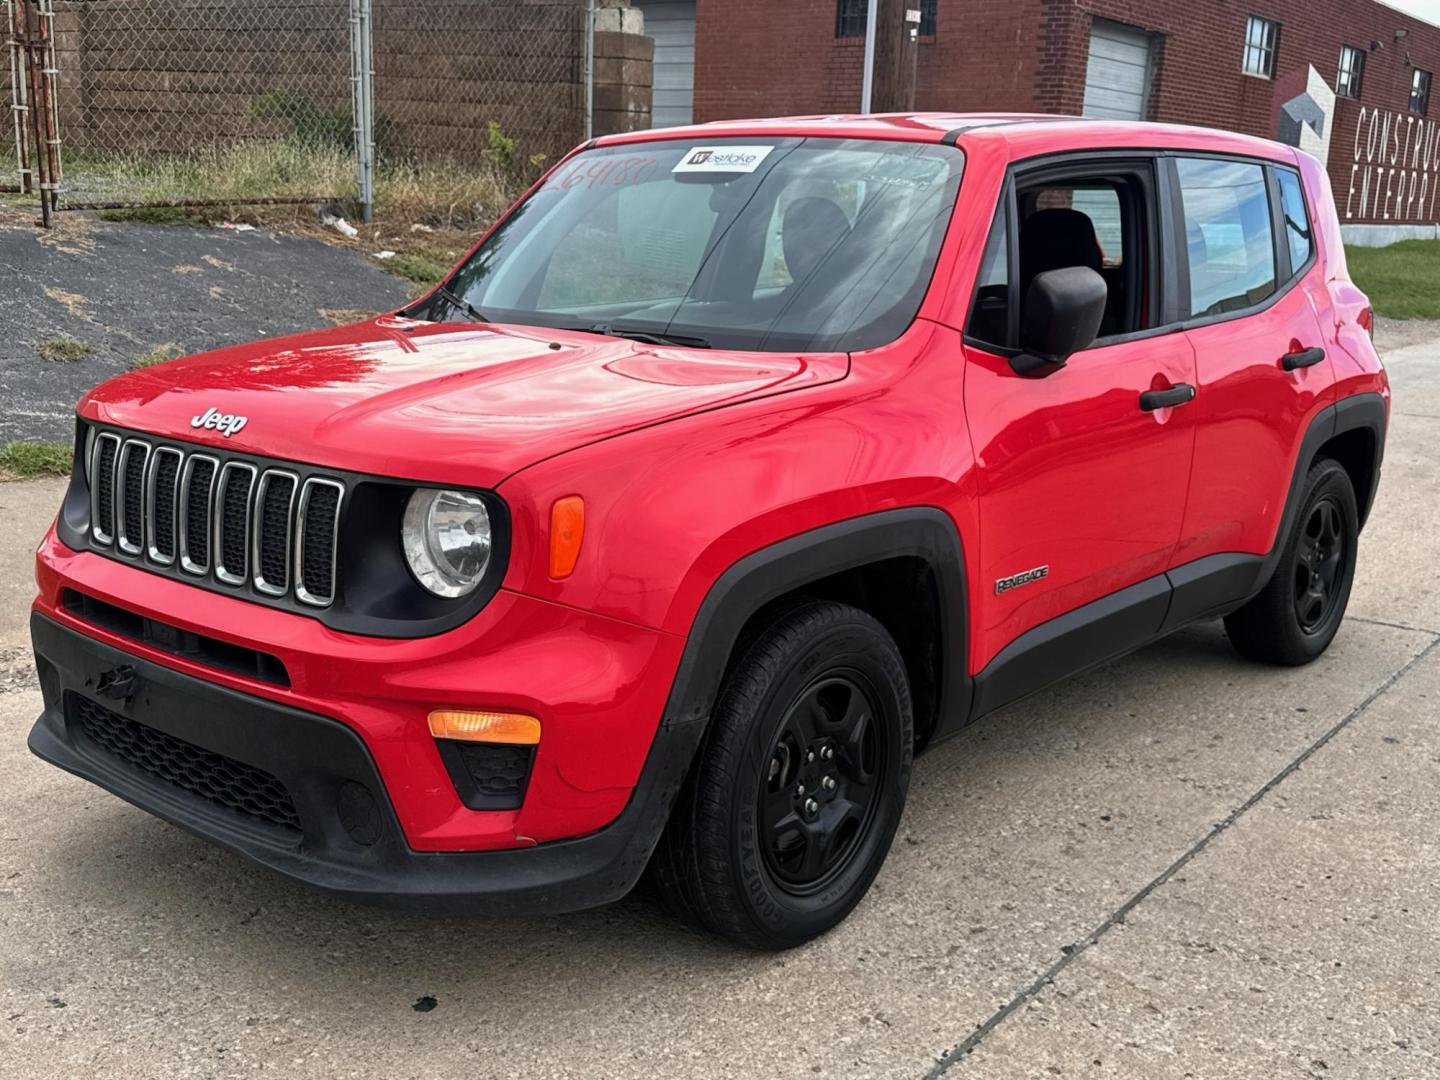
xmin=419 ymin=137 xmax=965 ymax=353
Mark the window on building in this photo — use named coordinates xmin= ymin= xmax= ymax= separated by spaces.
xmin=1275 ymin=168 xmax=1313 ymax=276
xmin=1242 ymin=15 xmax=1279 ymax=78
xmin=836 ymin=0 xmax=867 ymax=38
xmin=1176 ymin=157 xmax=1276 ymax=317
xmin=1336 ymin=45 xmax=1365 ymax=99
xmin=1411 ymin=67 xmax=1432 ymax=115
xmin=835 ymin=0 xmax=938 ymax=39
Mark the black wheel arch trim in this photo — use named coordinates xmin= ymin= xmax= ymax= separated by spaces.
xmin=659 ymin=506 xmax=972 ymax=739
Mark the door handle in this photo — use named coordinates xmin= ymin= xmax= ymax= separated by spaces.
xmin=1139 ymin=383 xmax=1196 ymax=411
xmin=1282 ymin=346 xmax=1326 ymax=371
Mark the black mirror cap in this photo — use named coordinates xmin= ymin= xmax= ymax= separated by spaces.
xmin=1013 ymin=266 xmax=1108 ymax=375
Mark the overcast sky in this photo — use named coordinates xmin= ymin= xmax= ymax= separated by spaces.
xmin=1381 ymin=0 xmax=1440 ymax=27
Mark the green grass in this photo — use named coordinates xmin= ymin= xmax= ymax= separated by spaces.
xmin=97 ymin=206 xmax=191 ymax=225
xmin=35 ymin=336 xmax=94 ymax=362
xmin=64 ymin=140 xmax=516 ymax=230
xmin=1345 ymin=240 xmax=1440 ymax=320
xmin=386 ymin=253 xmax=448 ymax=289
xmin=0 ymin=440 xmax=73 ymax=479
xmin=130 ymin=342 xmax=186 ymax=369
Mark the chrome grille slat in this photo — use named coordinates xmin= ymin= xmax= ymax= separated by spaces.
xmin=84 ymin=429 xmax=344 ymax=611
xmin=295 ymin=478 xmax=344 ymax=607
xmin=252 ymin=470 xmax=298 ymax=596
xmin=116 ymin=440 xmax=151 ymax=556
xmin=214 ymin=462 xmax=258 ymax=586
xmin=179 ymin=455 xmax=218 ymax=575
xmin=90 ymin=433 xmax=121 ymax=546
xmin=146 ymin=447 xmax=183 ymax=565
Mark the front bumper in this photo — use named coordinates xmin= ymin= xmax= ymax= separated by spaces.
xmin=29 ymin=613 xmax=703 ymax=913
xmin=33 ymin=529 xmax=687 ymax=850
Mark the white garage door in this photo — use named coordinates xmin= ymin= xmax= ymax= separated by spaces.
xmin=634 ymin=1 xmax=695 ymax=128
xmin=1082 ymin=19 xmax=1154 ymax=121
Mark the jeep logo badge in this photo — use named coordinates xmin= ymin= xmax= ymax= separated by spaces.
xmin=191 ymin=406 xmax=248 ymax=438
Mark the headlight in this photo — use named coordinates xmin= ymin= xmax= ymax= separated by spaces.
xmin=402 ymin=488 xmax=492 ymax=598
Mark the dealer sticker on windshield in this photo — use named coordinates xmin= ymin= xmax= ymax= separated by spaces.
xmin=672 ymin=145 xmax=774 ymax=174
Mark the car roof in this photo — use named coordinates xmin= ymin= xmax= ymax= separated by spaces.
xmin=594 ymin=112 xmax=1297 ymax=164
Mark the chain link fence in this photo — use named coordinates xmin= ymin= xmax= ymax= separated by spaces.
xmin=4 ymin=0 xmax=638 ymax=222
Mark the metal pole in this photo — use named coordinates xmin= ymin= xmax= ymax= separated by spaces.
xmin=861 ymin=0 xmax=878 ymax=113
xmin=20 ymin=0 xmax=49 ymax=224
xmin=7 ymin=0 xmax=31 ymax=192
xmin=38 ymin=0 xmax=58 ymax=198
xmin=348 ymin=0 xmax=374 ymax=224
xmin=358 ymin=0 xmax=374 ymax=223
xmin=583 ymin=0 xmax=595 ymax=140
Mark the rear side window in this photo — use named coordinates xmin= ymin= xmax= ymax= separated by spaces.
xmin=1176 ymin=157 xmax=1276 ymax=317
xmin=1275 ymin=168 xmax=1314 ymax=275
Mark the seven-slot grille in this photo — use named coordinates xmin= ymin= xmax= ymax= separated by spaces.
xmin=88 ymin=430 xmax=343 ymax=608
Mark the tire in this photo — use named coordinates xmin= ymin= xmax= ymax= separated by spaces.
xmin=1224 ymin=457 xmax=1359 ymax=666
xmin=651 ymin=600 xmax=913 ymax=950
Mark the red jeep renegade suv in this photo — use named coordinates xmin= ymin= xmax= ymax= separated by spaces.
xmin=29 ymin=115 xmax=1388 ymax=949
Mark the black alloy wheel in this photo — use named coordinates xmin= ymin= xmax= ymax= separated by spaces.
xmin=650 ymin=600 xmax=913 ymax=949
xmin=1293 ymin=495 xmax=1346 ymax=634
xmin=1225 ymin=457 xmax=1359 ymax=665
xmin=759 ymin=672 xmax=886 ymax=894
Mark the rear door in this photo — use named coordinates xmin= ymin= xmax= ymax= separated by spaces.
xmin=962 ymin=154 xmax=1197 ymax=675
xmin=1169 ymin=155 xmax=1332 ymax=580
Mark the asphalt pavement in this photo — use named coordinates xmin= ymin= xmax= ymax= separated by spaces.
xmin=0 ymin=325 xmax=1436 ymax=1079
xmin=1 ymin=212 xmax=409 ymax=444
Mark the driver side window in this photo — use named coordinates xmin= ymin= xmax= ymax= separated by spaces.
xmin=966 ymin=161 xmax=1157 ymax=350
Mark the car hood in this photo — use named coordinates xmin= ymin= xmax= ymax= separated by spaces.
xmin=79 ymin=318 xmax=850 ymax=488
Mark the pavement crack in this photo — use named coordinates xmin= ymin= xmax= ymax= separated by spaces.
xmin=1349 ymin=614 xmax=1440 ymax=636
xmin=924 ymin=633 xmax=1440 ymax=1078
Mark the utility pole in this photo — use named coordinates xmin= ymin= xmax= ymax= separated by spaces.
xmin=864 ymin=0 xmax=919 ymax=114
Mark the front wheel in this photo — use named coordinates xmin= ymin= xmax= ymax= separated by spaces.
xmin=1225 ymin=457 xmax=1359 ymax=665
xmin=651 ymin=600 xmax=913 ymax=950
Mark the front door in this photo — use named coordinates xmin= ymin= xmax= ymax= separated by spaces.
xmin=961 ymin=157 xmax=1197 ymax=675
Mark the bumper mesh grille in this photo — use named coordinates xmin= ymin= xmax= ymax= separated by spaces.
xmin=68 ymin=692 xmax=301 ymax=833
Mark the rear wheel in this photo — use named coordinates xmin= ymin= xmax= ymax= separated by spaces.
xmin=651 ymin=600 xmax=912 ymax=950
xmin=1225 ymin=458 xmax=1358 ymax=665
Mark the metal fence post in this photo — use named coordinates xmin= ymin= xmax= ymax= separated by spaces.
xmin=349 ymin=0 xmax=375 ymax=223
xmin=7 ymin=0 xmax=32 ymax=192
xmin=583 ymin=0 xmax=595 ymax=141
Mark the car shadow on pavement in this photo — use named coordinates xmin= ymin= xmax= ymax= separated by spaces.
xmin=13 ymin=609 xmax=1427 ymax=1074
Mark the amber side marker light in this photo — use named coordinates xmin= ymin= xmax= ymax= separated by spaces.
xmin=428 ymin=710 xmax=541 ymax=745
xmin=549 ymin=495 xmax=585 ymax=579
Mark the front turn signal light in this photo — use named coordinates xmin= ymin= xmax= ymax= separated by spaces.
xmin=428 ymin=709 xmax=541 ymax=745
xmin=549 ymin=495 xmax=585 ymax=579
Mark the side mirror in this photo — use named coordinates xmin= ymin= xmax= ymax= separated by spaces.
xmin=1011 ymin=266 xmax=1108 ymax=377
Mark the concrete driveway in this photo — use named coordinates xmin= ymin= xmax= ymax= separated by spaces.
xmin=0 ymin=329 xmax=1436 ymax=1079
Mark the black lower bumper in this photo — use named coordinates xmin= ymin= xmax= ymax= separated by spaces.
xmin=28 ymin=613 xmax=700 ymax=915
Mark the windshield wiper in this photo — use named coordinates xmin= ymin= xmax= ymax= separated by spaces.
xmin=433 ymin=284 xmax=489 ymax=324
xmin=585 ymin=323 xmax=711 ymax=349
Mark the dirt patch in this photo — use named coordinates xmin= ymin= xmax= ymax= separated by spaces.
xmin=201 ymin=254 xmax=234 ymax=271
xmin=319 ymin=308 xmax=379 ymax=326
xmin=42 ymin=287 xmax=90 ymax=320
xmin=1374 ymin=317 xmax=1440 ymax=354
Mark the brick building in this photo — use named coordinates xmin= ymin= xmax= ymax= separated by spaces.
xmin=637 ymin=0 xmax=1440 ymax=240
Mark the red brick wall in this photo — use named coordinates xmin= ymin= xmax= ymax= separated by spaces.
xmin=692 ymin=0 xmax=1440 ymax=226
